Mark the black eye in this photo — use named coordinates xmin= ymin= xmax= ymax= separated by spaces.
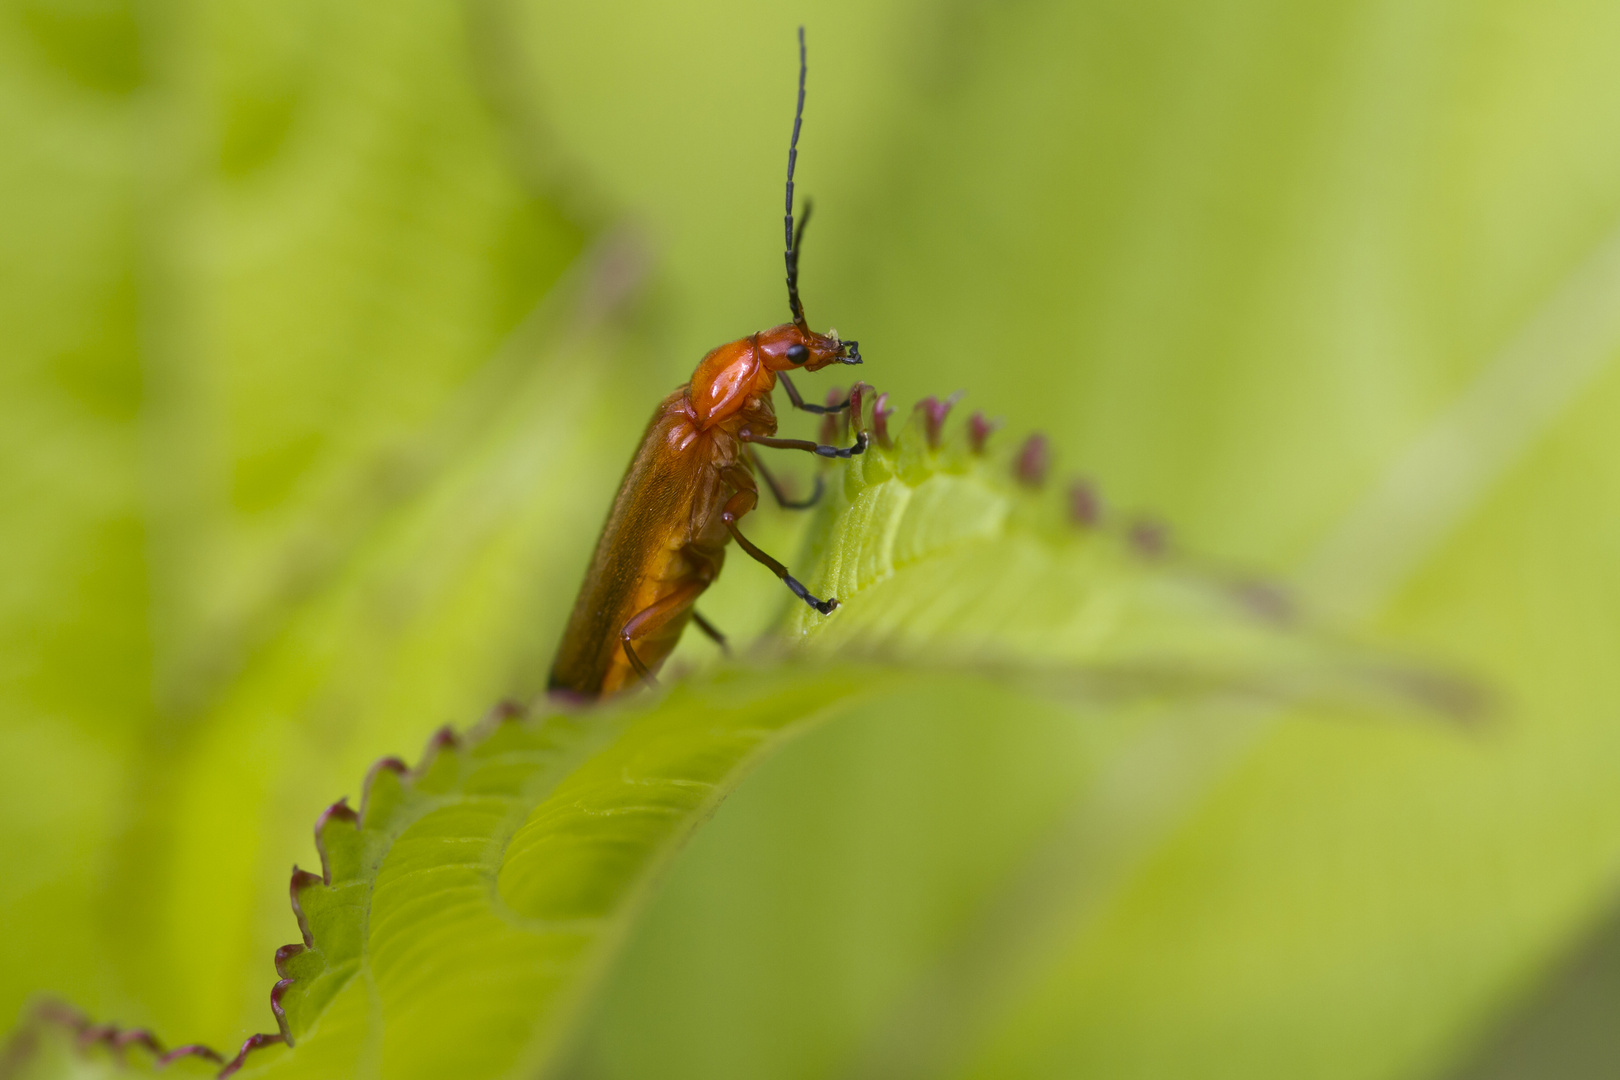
xmin=786 ymin=343 xmax=809 ymax=365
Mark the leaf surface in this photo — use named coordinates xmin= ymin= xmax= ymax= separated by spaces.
xmin=196 ymin=402 xmax=1424 ymax=1080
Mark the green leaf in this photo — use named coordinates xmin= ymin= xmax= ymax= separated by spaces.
xmin=234 ymin=668 xmax=881 ymax=1079
xmin=785 ymin=397 xmax=1466 ymax=723
xmin=132 ymin=406 xmax=1430 ymax=1080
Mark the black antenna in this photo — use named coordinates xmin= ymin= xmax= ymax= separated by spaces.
xmin=785 ymin=26 xmax=809 ymax=331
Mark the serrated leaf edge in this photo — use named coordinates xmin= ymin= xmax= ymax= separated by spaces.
xmin=0 ymin=999 xmax=226 ymax=1073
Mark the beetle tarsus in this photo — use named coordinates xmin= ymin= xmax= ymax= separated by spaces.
xmin=813 ymin=432 xmax=867 ymax=458
xmin=784 ymin=573 xmax=840 ymax=614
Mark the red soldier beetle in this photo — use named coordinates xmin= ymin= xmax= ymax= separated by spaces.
xmin=549 ymin=28 xmax=867 ymax=700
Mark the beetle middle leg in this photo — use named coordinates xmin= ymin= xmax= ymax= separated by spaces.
xmin=750 ymin=447 xmax=823 ymax=510
xmin=691 ymin=610 xmax=730 ymax=655
xmin=778 ymin=372 xmax=849 ymax=414
xmin=720 ymin=466 xmax=839 ymax=615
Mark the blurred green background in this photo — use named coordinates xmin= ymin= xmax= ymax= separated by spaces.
xmin=7 ymin=0 xmax=1620 ymax=1076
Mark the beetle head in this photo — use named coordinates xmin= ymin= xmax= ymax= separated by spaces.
xmin=757 ymin=322 xmax=860 ymax=372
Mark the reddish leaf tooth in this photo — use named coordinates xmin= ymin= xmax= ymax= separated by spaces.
xmin=1129 ymin=518 xmax=1169 ymax=557
xmin=359 ymin=756 xmax=408 ymax=822
xmin=270 ymin=976 xmax=297 ymax=1044
xmin=1231 ymin=579 xmax=1294 ymax=625
xmin=914 ymin=391 xmax=964 ymax=450
xmin=485 ymin=698 xmax=526 ymax=724
xmin=872 ymin=392 xmax=896 ymax=448
xmin=1068 ymin=479 xmax=1101 ymax=526
xmin=315 ymin=798 xmax=357 ymax=830
xmin=274 ymin=944 xmax=305 ymax=975
xmin=289 ymin=868 xmax=324 ymax=948
xmin=967 ymin=411 xmax=1001 ymax=454
xmin=423 ymin=724 xmax=459 ymax=757
xmin=1016 ymin=434 xmax=1050 ymax=487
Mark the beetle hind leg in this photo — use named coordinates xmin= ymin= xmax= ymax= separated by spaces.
xmin=618 ymin=579 xmax=710 ymax=690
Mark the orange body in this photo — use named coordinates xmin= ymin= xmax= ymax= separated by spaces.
xmin=549 ymin=323 xmax=853 ymax=698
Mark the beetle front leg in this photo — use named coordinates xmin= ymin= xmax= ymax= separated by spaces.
xmin=743 ymin=430 xmax=867 ymax=459
xmin=745 ymin=382 xmax=870 ymax=459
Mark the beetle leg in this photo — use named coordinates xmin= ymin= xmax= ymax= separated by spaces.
xmin=779 ymin=371 xmax=850 ymax=414
xmin=691 ymin=611 xmax=730 ymax=654
xmin=744 ymin=431 xmax=867 ymax=459
xmin=747 ymin=382 xmax=870 ymax=459
xmin=619 ymin=579 xmax=710 ymax=689
xmin=718 ymin=474 xmax=839 ymax=615
xmin=749 ymin=446 xmax=823 ymax=510
xmin=621 ymin=639 xmax=654 ymax=685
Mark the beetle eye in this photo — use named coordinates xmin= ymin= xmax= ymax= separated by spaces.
xmin=786 ymin=343 xmax=810 ymax=365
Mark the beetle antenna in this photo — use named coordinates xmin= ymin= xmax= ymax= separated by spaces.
xmin=785 ymin=26 xmax=810 ymax=332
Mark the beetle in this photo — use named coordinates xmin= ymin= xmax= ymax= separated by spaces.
xmin=549 ymin=28 xmax=867 ymax=699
